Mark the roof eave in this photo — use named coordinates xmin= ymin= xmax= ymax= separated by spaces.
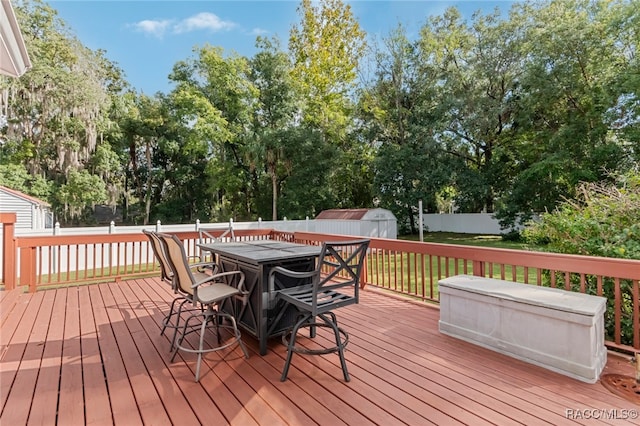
xmin=0 ymin=0 xmax=31 ymax=78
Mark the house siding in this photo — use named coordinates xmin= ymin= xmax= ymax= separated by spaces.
xmin=0 ymin=188 xmax=51 ymax=230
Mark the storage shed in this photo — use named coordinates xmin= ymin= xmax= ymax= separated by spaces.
xmin=315 ymin=208 xmax=397 ymax=239
xmin=0 ymin=186 xmax=53 ymax=230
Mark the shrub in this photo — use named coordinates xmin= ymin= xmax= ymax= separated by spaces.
xmin=523 ymin=172 xmax=640 ymax=347
xmin=500 ymin=230 xmax=522 ymax=242
xmin=524 ymin=174 xmax=640 ymax=259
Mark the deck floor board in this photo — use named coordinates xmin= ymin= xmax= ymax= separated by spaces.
xmin=27 ymin=289 xmax=66 ymax=426
xmin=1 ymin=279 xmax=637 ymax=426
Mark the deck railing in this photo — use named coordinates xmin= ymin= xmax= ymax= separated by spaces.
xmin=282 ymin=231 xmax=640 ymax=354
xmin=5 ymin=228 xmax=275 ymax=292
xmin=1 ymin=216 xmax=639 ymax=353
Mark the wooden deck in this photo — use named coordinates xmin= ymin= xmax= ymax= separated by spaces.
xmin=1 ymin=278 xmax=637 ymax=425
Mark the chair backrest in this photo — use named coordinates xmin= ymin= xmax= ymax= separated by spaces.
xmin=315 ymin=239 xmax=370 ymax=301
xmin=143 ymin=229 xmax=173 ymax=284
xmin=198 ymin=226 xmax=236 ymax=261
xmin=157 ymin=233 xmax=195 ymax=296
xmin=198 ymin=224 xmax=235 ymax=244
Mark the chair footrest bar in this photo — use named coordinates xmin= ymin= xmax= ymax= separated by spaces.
xmin=173 ymin=312 xmax=243 ymax=355
xmin=162 ymin=307 xmax=203 ymax=329
xmin=282 ymin=322 xmax=349 ymax=356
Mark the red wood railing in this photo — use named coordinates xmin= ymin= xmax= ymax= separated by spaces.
xmin=3 ymin=228 xmax=275 ymax=292
xmin=1 ymin=213 xmax=17 ymax=291
xmin=1 ymin=220 xmax=639 ymax=352
xmin=281 ymin=231 xmax=640 ymax=354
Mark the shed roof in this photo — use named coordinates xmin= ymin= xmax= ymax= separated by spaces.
xmin=316 ymin=208 xmax=373 ymax=220
xmin=0 ymin=185 xmax=50 ymax=207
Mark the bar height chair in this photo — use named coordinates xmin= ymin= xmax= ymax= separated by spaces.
xmin=159 ymin=233 xmax=249 ymax=382
xmin=269 ymin=239 xmax=370 ymax=382
xmin=197 ymin=223 xmax=236 ymax=264
xmin=144 ymin=229 xmax=190 ymax=342
xmin=144 ymin=230 xmax=216 ymax=348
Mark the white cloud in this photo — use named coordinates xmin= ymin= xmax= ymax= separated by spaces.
xmin=173 ymin=12 xmax=237 ymax=34
xmin=250 ymin=27 xmax=269 ymax=36
xmin=130 ymin=12 xmax=237 ymax=38
xmin=131 ymin=19 xmax=173 ymax=38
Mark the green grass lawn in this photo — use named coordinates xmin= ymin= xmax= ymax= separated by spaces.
xmin=371 ymin=232 xmax=543 ymax=301
xmin=401 ymin=231 xmax=537 ymax=251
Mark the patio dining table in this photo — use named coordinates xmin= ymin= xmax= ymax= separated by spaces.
xmin=198 ymin=240 xmax=322 ymax=355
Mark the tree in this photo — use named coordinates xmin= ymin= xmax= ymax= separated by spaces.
xmin=603 ymin=0 xmax=640 ymax=164
xmin=5 ymin=0 xmax=638 ymax=230
xmin=56 ymin=169 xmax=107 ymax=224
xmin=415 ymin=7 xmax=523 ymax=215
xmin=288 ymin=0 xmax=372 ymax=213
xmin=248 ymin=37 xmax=297 ymax=220
xmin=116 ymin=92 xmax=173 ymax=224
xmin=362 ymin=25 xmax=449 ymax=233
xmin=1 ymin=0 xmax=125 ymax=224
xmin=167 ymin=45 xmax=258 ymax=222
xmin=289 ymin=0 xmax=367 ymax=139
xmin=277 ymin=127 xmax=338 ymax=218
xmin=496 ymin=0 xmax=632 ymax=227
xmin=0 ymin=164 xmax=52 ymax=200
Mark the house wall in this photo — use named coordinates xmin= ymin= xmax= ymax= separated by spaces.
xmin=0 ymin=191 xmax=50 ymax=230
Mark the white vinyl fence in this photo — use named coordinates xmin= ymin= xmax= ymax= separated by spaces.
xmin=422 ymin=213 xmax=525 ymax=234
xmin=0 ymin=217 xmax=397 ymax=279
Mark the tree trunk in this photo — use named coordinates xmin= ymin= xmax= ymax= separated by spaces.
xmin=408 ymin=206 xmax=416 ymax=234
xmin=143 ymin=140 xmax=152 ymax=225
xmin=270 ymin=164 xmax=278 ymax=221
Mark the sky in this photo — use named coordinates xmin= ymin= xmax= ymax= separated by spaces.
xmin=48 ymin=0 xmax=515 ymax=95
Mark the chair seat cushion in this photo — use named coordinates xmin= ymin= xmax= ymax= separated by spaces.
xmin=198 ymin=283 xmax=240 ymax=304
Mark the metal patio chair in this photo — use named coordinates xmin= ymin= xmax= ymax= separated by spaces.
xmin=144 ymin=230 xmax=216 ymax=348
xmin=159 ymin=233 xmax=249 ymax=382
xmin=144 ymin=229 xmax=188 ymax=341
xmin=143 ymin=229 xmax=174 ymax=286
xmin=197 ymin=223 xmax=236 ymax=264
xmin=268 ymin=239 xmax=370 ymax=382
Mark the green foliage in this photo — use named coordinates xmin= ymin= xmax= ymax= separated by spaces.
xmin=373 ymin=139 xmax=448 ymax=234
xmin=363 ymin=24 xmax=454 ymax=233
xmin=277 ymin=128 xmax=338 ymax=218
xmin=166 ymin=46 xmax=258 ymax=222
xmin=88 ymin=143 xmax=123 ymax=206
xmin=248 ymin=37 xmax=298 ymax=220
xmin=0 ymin=164 xmax=53 ymax=200
xmin=494 ymin=0 xmax=636 ymax=227
xmin=56 ymin=170 xmax=107 ymax=223
xmin=414 ymin=7 xmax=521 ymax=215
xmin=524 ymin=172 xmax=640 ymax=347
xmin=362 ymin=0 xmax=637 ymax=232
xmin=289 ymin=0 xmax=366 ymax=138
xmin=3 ymin=0 xmax=639 ymax=232
xmin=1 ymin=0 xmax=126 ymax=224
xmin=524 ymin=173 xmax=640 ymax=259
